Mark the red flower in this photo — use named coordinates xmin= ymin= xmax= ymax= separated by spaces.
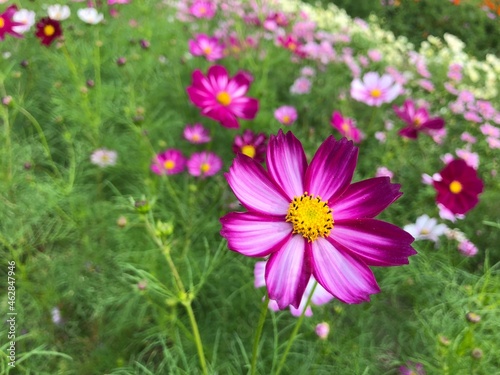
xmin=433 ymin=159 xmax=484 ymax=215
xmin=35 ymin=17 xmax=62 ymax=46
xmin=0 ymin=5 xmax=24 ymax=41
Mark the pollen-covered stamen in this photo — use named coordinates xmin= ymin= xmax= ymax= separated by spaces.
xmin=286 ymin=192 xmax=334 ymax=242
xmin=370 ymin=88 xmax=382 ymax=98
xmin=216 ymin=91 xmax=231 ymax=106
xmin=449 ymin=180 xmax=462 ymax=194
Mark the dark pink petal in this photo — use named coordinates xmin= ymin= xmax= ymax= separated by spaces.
xmin=229 ymin=97 xmax=259 ymax=120
xmin=305 ymin=137 xmax=358 ymax=201
xmin=226 ymin=154 xmax=290 ymax=215
xmin=330 ymin=177 xmax=402 ymax=220
xmin=398 ymin=127 xmax=418 ymax=139
xmin=207 ymin=65 xmax=229 ymax=88
xmin=311 ymin=237 xmax=380 ymax=304
xmin=232 ymin=71 xmax=252 ymax=89
xmin=220 ymin=212 xmax=292 ymax=257
xmin=422 ymin=117 xmax=445 ymax=130
xmin=267 ymin=130 xmax=307 ymax=199
xmin=329 ymin=219 xmax=416 ymax=266
xmin=265 ymin=235 xmax=310 ymax=308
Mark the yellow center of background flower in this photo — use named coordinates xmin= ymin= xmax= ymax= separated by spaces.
xmin=288 ymin=43 xmax=297 ymax=51
xmin=0 ymin=17 xmax=5 ymax=29
xmin=286 ymin=192 xmax=333 ymax=242
xmin=241 ymin=145 xmax=256 ymax=158
xmin=201 ymin=163 xmax=211 ymax=173
xmin=282 ymin=115 xmax=290 ymax=124
xmin=203 ymin=46 xmax=212 ymax=55
xmin=44 ymin=24 xmax=55 ymax=36
xmin=164 ymin=160 xmax=175 ymax=170
xmin=341 ymin=123 xmax=350 ymax=132
xmin=413 ymin=117 xmax=422 ymax=127
xmin=216 ymin=91 xmax=231 ymax=106
xmin=449 ymin=180 xmax=462 ymax=194
xmin=370 ymin=88 xmax=382 ymax=98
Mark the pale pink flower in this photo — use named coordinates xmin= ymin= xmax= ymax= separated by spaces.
xmin=290 ymin=77 xmax=311 ymax=94
xmin=444 ymin=82 xmax=459 ymax=95
xmin=90 ymin=148 xmax=117 ymax=167
xmin=367 ymin=49 xmax=382 ymax=62
xmin=315 ymin=322 xmax=330 ymax=339
xmin=188 ymin=34 xmax=224 ymax=61
xmin=447 ymin=63 xmax=463 ymax=82
xmin=438 ymin=203 xmax=465 ymax=222
xmin=460 ymin=132 xmax=476 ymax=144
xmin=464 ymin=111 xmax=482 ymax=123
xmin=47 ymin=5 xmax=71 ymax=20
xmin=456 ymin=149 xmax=479 ymax=169
xmin=300 ymin=66 xmax=315 ymax=76
xmin=189 ymin=0 xmax=216 ymax=19
xmin=187 ymin=151 xmax=222 ymax=177
xmin=12 ymin=9 xmax=36 ymax=33
xmin=350 ymin=72 xmax=401 ymax=107
xmin=480 ymin=123 xmax=500 ymax=138
xmin=274 ymin=106 xmax=298 ymax=126
xmin=404 ymin=214 xmax=447 ymax=243
xmin=376 ymin=166 xmax=393 ymax=179
xmin=458 ymin=240 xmax=478 ymax=257
xmin=418 ymin=79 xmax=435 ymax=92
xmin=374 ymin=131 xmax=386 ymax=143
xmin=183 ymin=123 xmax=211 ymax=144
xmin=487 ymin=136 xmax=500 ymax=149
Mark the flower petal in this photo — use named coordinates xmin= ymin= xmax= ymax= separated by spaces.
xmin=220 ymin=212 xmax=292 ymax=257
xmin=267 ymin=130 xmax=307 ymax=199
xmin=226 ymin=154 xmax=290 ymax=215
xmin=311 ymin=237 xmax=380 ymax=304
xmin=330 ymin=177 xmax=402 ymax=220
xmin=265 ymin=235 xmax=310 ymax=309
xmin=305 ymin=137 xmax=358 ymax=201
xmin=330 ymin=219 xmax=416 ymax=266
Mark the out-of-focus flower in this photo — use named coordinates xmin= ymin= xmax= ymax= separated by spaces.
xmin=232 ymin=129 xmax=267 ymax=163
xmin=315 ymin=322 xmax=330 ymax=339
xmin=330 ymin=111 xmax=364 ymax=143
xmin=35 ymin=17 xmax=62 ymax=46
xmin=108 ymin=0 xmax=130 ymax=4
xmin=183 ymin=123 xmax=211 ymax=144
xmin=186 ymin=65 xmax=259 ymax=129
xmin=375 ymin=131 xmax=386 ymax=143
xmin=12 ymin=9 xmax=36 ymax=34
xmin=274 ymin=105 xmax=298 ymax=126
xmin=487 ymin=136 xmax=500 ymax=149
xmin=456 ymin=149 xmax=479 ymax=169
xmin=290 ymin=76 xmax=312 ymax=94
xmin=51 ymin=307 xmax=63 ymax=325
xmin=0 ymin=5 xmax=23 ymax=40
xmin=47 ymin=5 xmax=71 ymax=21
xmin=433 ymin=159 xmax=484 ymax=215
xmin=375 ymin=166 xmax=394 ymax=179
xmin=480 ymin=123 xmax=499 ymax=138
xmin=189 ymin=0 xmax=216 ymax=19
xmin=399 ymin=362 xmax=426 ymax=375
xmin=187 ymin=151 xmax=222 ymax=177
xmin=254 ymin=261 xmax=334 ymax=316
xmin=393 ymin=99 xmax=445 ymax=139
xmin=438 ymin=203 xmax=465 ymax=222
xmin=90 ymin=148 xmax=117 ymax=167
xmin=220 ymin=130 xmax=415 ymax=308
xmin=458 ymin=240 xmax=478 ymax=257
xmin=460 ymin=132 xmax=476 ymax=144
xmin=188 ymin=33 xmax=224 ymax=61
xmin=77 ymin=8 xmax=104 ymax=24
xmin=278 ymin=35 xmax=306 ymax=57
xmin=151 ymin=149 xmax=186 ymax=175
xmin=404 ymin=214 xmax=447 ymax=243
xmin=351 ymin=72 xmax=402 ymax=107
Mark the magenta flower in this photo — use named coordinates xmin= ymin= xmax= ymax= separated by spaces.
xmin=187 ymin=151 xmax=222 ymax=177
xmin=394 ymin=99 xmax=445 ymax=139
xmin=186 ymin=65 xmax=259 ymax=129
xmin=433 ymin=159 xmax=484 ymax=215
xmin=0 ymin=5 xmax=24 ymax=40
xmin=232 ymin=129 xmax=267 ymax=163
xmin=351 ymin=72 xmax=402 ymax=107
xmin=189 ymin=0 xmax=216 ymax=19
xmin=151 ymin=149 xmax=186 ymax=175
xmin=183 ymin=123 xmax=211 ymax=144
xmin=274 ymin=105 xmax=298 ymax=126
xmin=220 ymin=130 xmax=416 ymax=307
xmin=330 ymin=111 xmax=364 ymax=143
xmin=188 ymin=33 xmax=224 ymax=61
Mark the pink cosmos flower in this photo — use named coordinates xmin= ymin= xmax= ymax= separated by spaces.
xmin=351 ymin=72 xmax=402 ymax=107
xmin=189 ymin=0 xmax=216 ymax=19
xmin=458 ymin=240 xmax=478 ymax=257
xmin=90 ymin=148 xmax=117 ymax=167
xmin=187 ymin=151 xmax=222 ymax=177
xmin=404 ymin=214 xmax=447 ymax=243
xmin=456 ymin=149 xmax=479 ymax=169
xmin=376 ymin=166 xmax=394 ymax=179
xmin=186 ymin=65 xmax=259 ymax=129
xmin=278 ymin=35 xmax=306 ymax=57
xmin=487 ymin=136 xmax=500 ymax=149
xmin=393 ymin=99 xmax=445 ymax=139
xmin=315 ymin=322 xmax=330 ymax=339
xmin=188 ymin=34 xmax=224 ymax=61
xmin=0 ymin=5 xmax=24 ymax=40
xmin=400 ymin=362 xmax=425 ymax=375
xmin=330 ymin=111 xmax=364 ymax=143
xmin=460 ymin=132 xmax=476 ymax=144
xmin=274 ymin=105 xmax=298 ymax=126
xmin=433 ymin=159 xmax=484 ymax=215
xmin=183 ymin=123 xmax=211 ymax=144
xmin=480 ymin=123 xmax=500 ymax=138
xmin=220 ymin=130 xmax=416 ymax=308
xmin=290 ymin=77 xmax=311 ymax=94
xmin=254 ymin=261 xmax=333 ymax=317
xmin=232 ymin=129 xmax=267 ymax=163
xmin=151 ymin=149 xmax=186 ymax=175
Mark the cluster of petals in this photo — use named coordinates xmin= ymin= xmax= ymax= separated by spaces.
xmin=351 ymin=72 xmax=402 ymax=107
xmin=151 ymin=149 xmax=186 ymax=175
xmin=188 ymin=33 xmax=224 ymax=61
xmin=187 ymin=151 xmax=222 ymax=177
xmin=274 ymin=105 xmax=298 ymax=126
xmin=254 ymin=261 xmax=334 ymax=316
xmin=187 ymin=65 xmax=259 ymax=129
xmin=0 ymin=5 xmax=24 ymax=40
xmin=183 ymin=123 xmax=211 ymax=144
xmin=330 ymin=111 xmax=364 ymax=143
xmin=433 ymin=159 xmax=484 ymax=215
xmin=189 ymin=0 xmax=216 ymax=19
xmin=220 ymin=130 xmax=416 ymax=308
xmin=77 ymin=8 xmax=104 ymax=24
xmin=90 ymin=148 xmax=117 ymax=168
xmin=404 ymin=214 xmax=447 ymax=243
xmin=48 ymin=5 xmax=71 ymax=21
xmin=12 ymin=8 xmax=36 ymax=34
xmin=232 ymin=129 xmax=267 ymax=163
xmin=393 ymin=99 xmax=445 ymax=139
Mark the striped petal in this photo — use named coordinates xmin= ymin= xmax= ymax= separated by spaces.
xmin=311 ymin=237 xmax=380 ymax=304
xmin=226 ymin=154 xmax=290 ymax=215
xmin=220 ymin=212 xmax=292 ymax=257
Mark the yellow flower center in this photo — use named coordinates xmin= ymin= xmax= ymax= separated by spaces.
xmin=216 ymin=91 xmax=231 ymax=106
xmin=286 ymin=192 xmax=333 ymax=242
xmin=288 ymin=42 xmax=297 ymax=52
xmin=0 ymin=17 xmax=5 ymax=29
xmin=241 ymin=145 xmax=256 ymax=158
xmin=370 ymin=88 xmax=382 ymax=98
xmin=44 ymin=24 xmax=56 ymax=36
xmin=420 ymin=228 xmax=430 ymax=235
xmin=164 ymin=160 xmax=175 ymax=170
xmin=282 ymin=115 xmax=291 ymax=124
xmin=413 ymin=117 xmax=422 ymax=127
xmin=203 ymin=46 xmax=212 ymax=55
xmin=341 ymin=123 xmax=350 ymax=132
xmin=200 ymin=163 xmax=211 ymax=173
xmin=192 ymin=134 xmax=200 ymax=142
xmin=449 ymin=180 xmax=463 ymax=194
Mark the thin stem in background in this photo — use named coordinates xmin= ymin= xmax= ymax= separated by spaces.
xmin=250 ymin=293 xmax=270 ymax=375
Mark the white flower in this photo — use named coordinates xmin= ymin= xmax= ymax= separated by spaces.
xmin=77 ymin=8 xmax=104 ymax=24
xmin=48 ymin=5 xmax=71 ymax=21
xmin=13 ymin=9 xmax=36 ymax=34
xmin=404 ymin=214 xmax=448 ymax=243
xmin=90 ymin=149 xmax=117 ymax=167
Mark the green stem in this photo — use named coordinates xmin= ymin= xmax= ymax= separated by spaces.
xmin=250 ymin=293 xmax=270 ymax=375
xmin=183 ymin=301 xmax=209 ymax=375
xmin=274 ymin=282 xmax=318 ymax=375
